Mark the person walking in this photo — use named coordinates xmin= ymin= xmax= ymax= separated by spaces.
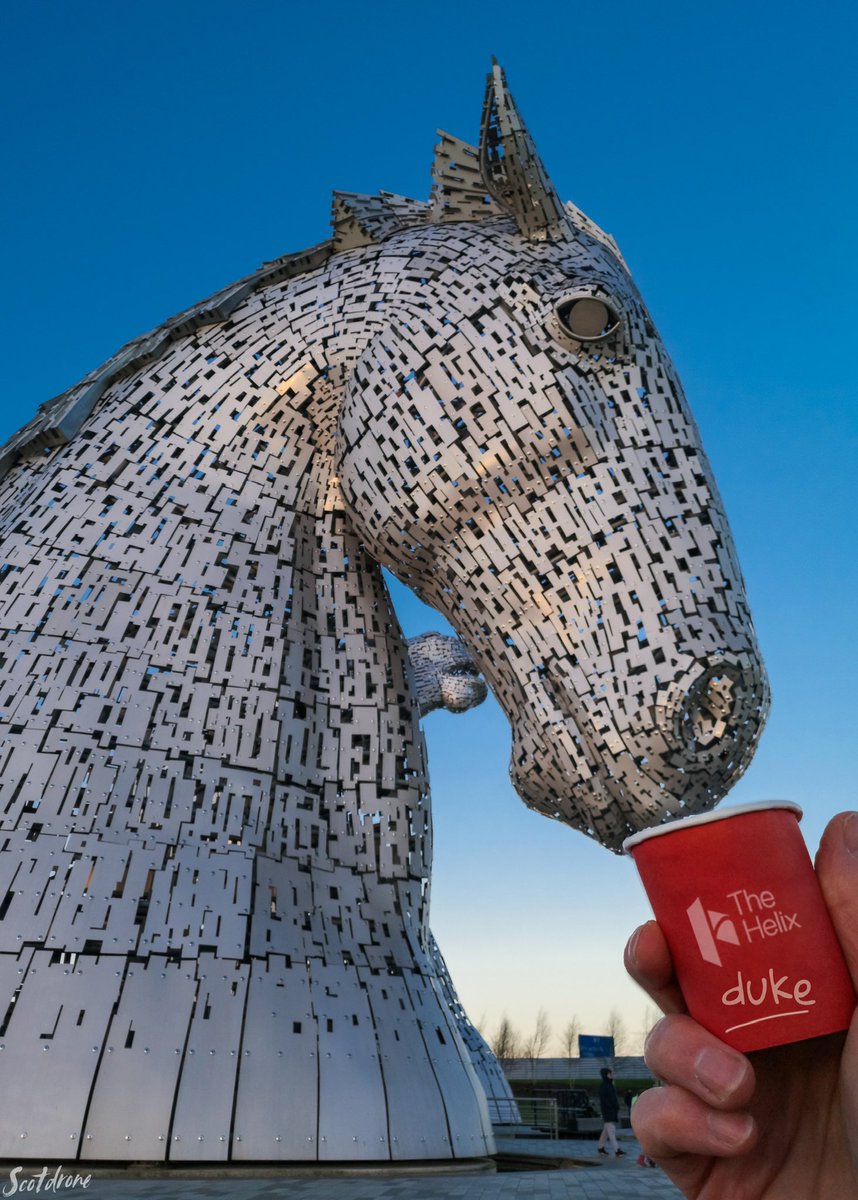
xmin=597 ymin=1067 xmax=625 ymax=1157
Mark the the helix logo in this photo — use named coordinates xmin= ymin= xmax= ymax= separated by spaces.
xmin=686 ymin=898 xmax=741 ymax=966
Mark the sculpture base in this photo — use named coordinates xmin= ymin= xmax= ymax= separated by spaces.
xmin=0 ymin=1157 xmax=497 ymax=1180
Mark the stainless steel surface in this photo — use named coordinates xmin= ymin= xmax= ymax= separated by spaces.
xmin=0 ymin=62 xmax=767 ymax=1161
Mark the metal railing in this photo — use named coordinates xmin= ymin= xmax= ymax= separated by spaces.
xmin=493 ymin=1095 xmax=559 ymax=1139
xmin=492 ymin=1096 xmax=523 ymax=1125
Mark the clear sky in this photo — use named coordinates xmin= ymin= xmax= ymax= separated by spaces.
xmin=2 ymin=0 xmax=856 ymax=1055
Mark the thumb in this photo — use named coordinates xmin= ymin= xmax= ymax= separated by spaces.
xmin=816 ymin=811 xmax=858 ymax=988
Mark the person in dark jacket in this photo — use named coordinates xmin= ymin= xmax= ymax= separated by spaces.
xmin=597 ymin=1067 xmax=625 ymax=1157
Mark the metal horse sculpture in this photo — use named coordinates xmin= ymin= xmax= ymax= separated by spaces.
xmin=0 ymin=65 xmax=768 ymax=1163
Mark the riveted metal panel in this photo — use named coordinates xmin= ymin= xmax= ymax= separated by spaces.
xmin=311 ymin=961 xmax=389 ymax=1161
xmin=42 ymin=834 xmax=153 ymax=954
xmin=360 ymin=971 xmax=453 ymax=1159
xmin=81 ymin=959 xmax=196 ymax=1159
xmin=0 ymin=831 xmax=63 ymax=950
xmin=231 ymin=959 xmax=318 ymax=1160
xmin=0 ymin=951 xmax=119 ymax=1158
xmin=169 ymin=958 xmax=249 ymax=1161
xmin=403 ymin=973 xmax=493 ymax=1158
xmin=138 ymin=844 xmax=251 ymax=959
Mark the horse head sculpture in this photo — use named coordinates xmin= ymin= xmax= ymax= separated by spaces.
xmin=337 ymin=64 xmax=769 ymax=847
xmin=0 ymin=64 xmax=768 ymax=1163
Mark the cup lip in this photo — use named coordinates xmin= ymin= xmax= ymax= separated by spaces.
xmin=622 ymin=799 xmax=803 ymax=855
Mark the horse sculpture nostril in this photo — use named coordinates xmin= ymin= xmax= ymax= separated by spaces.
xmin=676 ymin=667 xmax=743 ymax=754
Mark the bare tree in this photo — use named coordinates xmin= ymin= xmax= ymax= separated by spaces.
xmin=561 ymin=1012 xmax=580 ymax=1089
xmin=522 ymin=1008 xmax=552 ymax=1081
xmin=636 ymin=1004 xmax=660 ymax=1055
xmin=491 ymin=1015 xmax=521 ymax=1068
xmin=559 ymin=1016 xmax=581 ymax=1086
xmin=605 ymin=1008 xmax=628 ymax=1058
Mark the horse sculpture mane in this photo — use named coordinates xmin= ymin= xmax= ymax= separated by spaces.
xmin=0 ymin=64 xmax=768 ymax=1164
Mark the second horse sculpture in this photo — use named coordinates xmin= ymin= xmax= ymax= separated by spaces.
xmin=0 ymin=65 xmax=768 ymax=1161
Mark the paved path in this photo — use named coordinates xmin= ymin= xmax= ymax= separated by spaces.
xmin=0 ymin=1137 xmax=684 ymax=1200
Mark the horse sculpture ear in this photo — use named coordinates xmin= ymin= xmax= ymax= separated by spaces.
xmin=478 ymin=61 xmax=569 ymax=241
xmin=429 ymin=131 xmax=505 ymax=223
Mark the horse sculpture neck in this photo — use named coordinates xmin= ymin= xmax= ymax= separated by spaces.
xmin=1 ymin=249 xmax=434 ymax=883
xmin=0 ymin=248 xmax=499 ymax=1162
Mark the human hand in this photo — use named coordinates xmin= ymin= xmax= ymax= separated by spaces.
xmin=624 ymin=811 xmax=858 ymax=1199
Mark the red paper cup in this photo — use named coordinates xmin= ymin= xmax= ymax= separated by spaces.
xmin=624 ymin=801 xmax=856 ymax=1052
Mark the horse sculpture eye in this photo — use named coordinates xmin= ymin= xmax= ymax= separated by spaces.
xmin=556 ymin=297 xmax=620 ymax=342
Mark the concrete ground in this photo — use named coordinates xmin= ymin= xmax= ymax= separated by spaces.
xmin=0 ymin=1135 xmax=684 ymax=1199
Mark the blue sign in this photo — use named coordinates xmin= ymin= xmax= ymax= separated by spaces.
xmin=579 ymin=1035 xmax=615 ymax=1059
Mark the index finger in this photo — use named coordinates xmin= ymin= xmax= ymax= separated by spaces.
xmin=625 ymin=919 xmax=688 ymax=1016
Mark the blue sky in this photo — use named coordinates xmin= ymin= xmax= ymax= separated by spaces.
xmin=2 ymin=0 xmax=856 ymax=1052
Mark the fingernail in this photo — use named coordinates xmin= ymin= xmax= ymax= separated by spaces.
xmin=707 ymin=1110 xmax=755 ymax=1148
xmin=626 ymin=926 xmax=642 ymax=968
xmin=643 ymin=1018 xmax=665 ymax=1061
xmin=694 ymin=1046 xmax=749 ymax=1101
xmin=843 ymin=813 xmax=858 ymax=857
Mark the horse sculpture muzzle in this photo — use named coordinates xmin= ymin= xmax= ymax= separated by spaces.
xmin=516 ymin=650 xmax=770 ymax=848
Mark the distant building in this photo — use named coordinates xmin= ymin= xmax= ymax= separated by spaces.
xmin=503 ymin=1056 xmax=654 ymax=1083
